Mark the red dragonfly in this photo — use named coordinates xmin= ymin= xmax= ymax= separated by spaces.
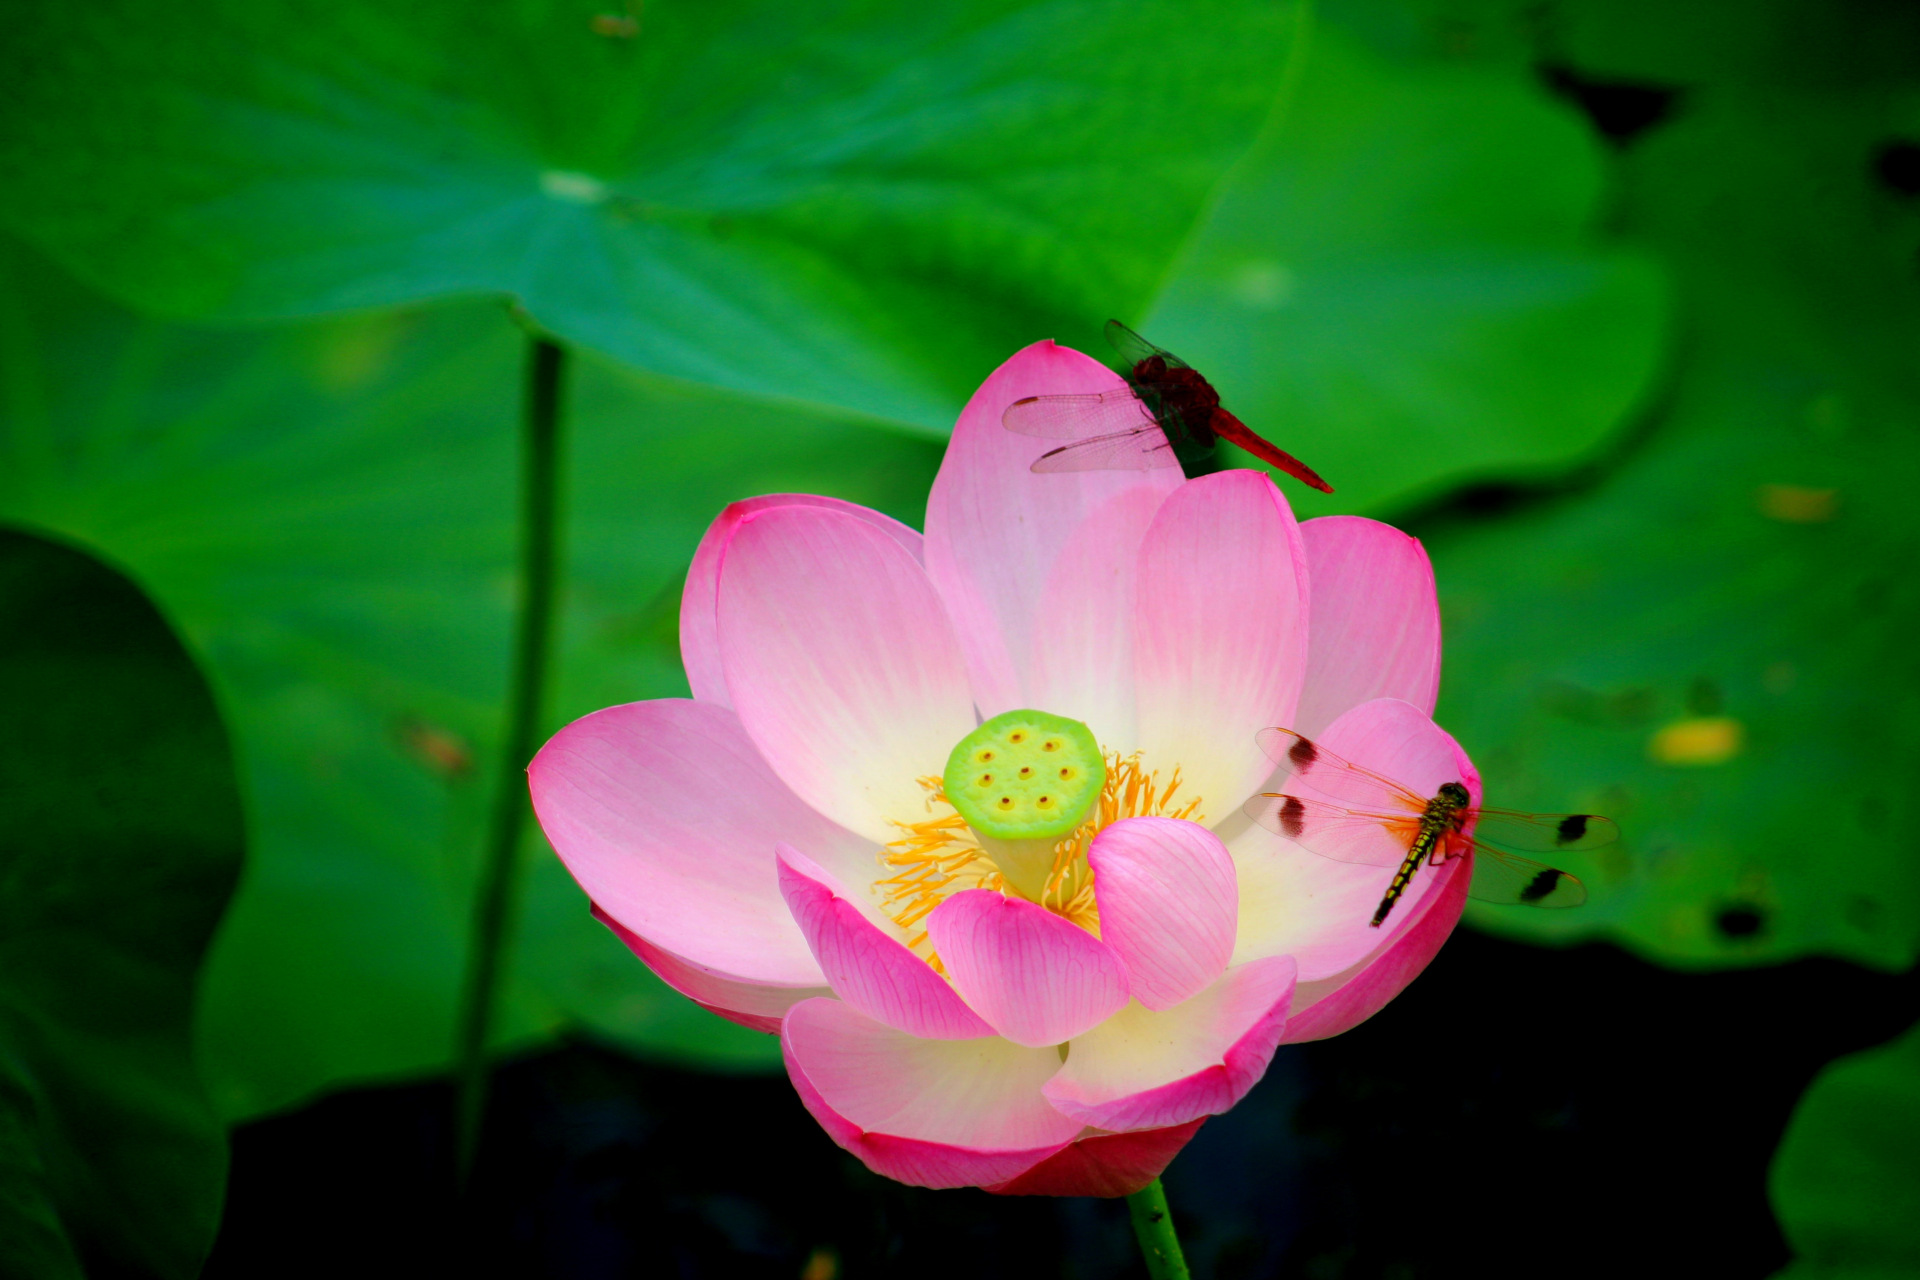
xmin=1002 ymin=320 xmax=1334 ymax=492
xmin=1242 ymin=727 xmax=1617 ymax=928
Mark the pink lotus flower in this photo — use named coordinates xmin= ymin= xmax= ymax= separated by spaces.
xmin=530 ymin=341 xmax=1473 ymax=1196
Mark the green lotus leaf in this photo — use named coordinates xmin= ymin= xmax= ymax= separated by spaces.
xmin=0 ymin=237 xmax=946 ymax=1118
xmin=1147 ymin=22 xmax=1668 ymax=514
xmin=1771 ymin=1020 xmax=1920 ymax=1279
xmin=1427 ymin=75 xmax=1920 ymax=968
xmin=0 ymin=531 xmax=242 ymax=1277
xmin=0 ymin=0 xmax=1302 ymax=433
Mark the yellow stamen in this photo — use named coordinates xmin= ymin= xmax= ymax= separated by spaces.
xmin=875 ymin=750 xmax=1204 ymax=965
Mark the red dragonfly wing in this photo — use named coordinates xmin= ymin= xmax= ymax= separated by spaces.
xmin=1105 ymin=319 xmax=1189 ymax=371
xmin=1030 ymin=426 xmax=1178 ymax=473
xmin=1002 ymin=387 xmax=1152 ymax=439
xmin=1210 ymin=409 xmax=1335 ymax=494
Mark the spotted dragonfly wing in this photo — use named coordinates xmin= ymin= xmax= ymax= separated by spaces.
xmin=1242 ymin=793 xmax=1422 ymax=869
xmin=1253 ymin=727 xmax=1435 ymax=813
xmin=1469 ymin=810 xmax=1620 ymax=853
xmin=1463 ymin=844 xmax=1588 ymax=908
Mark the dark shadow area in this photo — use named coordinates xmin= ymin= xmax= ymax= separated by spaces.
xmin=1538 ymin=65 xmax=1685 ymax=149
xmin=1874 ymin=140 xmax=1920 ymax=197
xmin=206 ymin=929 xmax=1920 ymax=1279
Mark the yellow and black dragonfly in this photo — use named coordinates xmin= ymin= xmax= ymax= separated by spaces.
xmin=1243 ymin=727 xmax=1617 ymax=928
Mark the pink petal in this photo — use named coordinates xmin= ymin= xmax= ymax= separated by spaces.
xmin=1134 ymin=470 xmax=1308 ymax=819
xmin=716 ymin=504 xmax=977 ymax=845
xmin=1023 ymin=483 xmax=1167 ymax=747
xmin=596 ymin=907 xmax=826 ymax=1034
xmin=1042 ymin=956 xmax=1297 ymax=1132
xmin=776 ymin=844 xmax=993 ymax=1040
xmin=1295 ymin=516 xmax=1441 ymax=736
xmin=925 ymin=890 xmax=1130 ymax=1048
xmin=1281 ymin=850 xmax=1468 ymax=1044
xmin=924 ymin=340 xmax=1181 ymax=721
xmin=983 ymin=1119 xmax=1207 ymax=1198
xmin=681 ymin=495 xmax=924 ymax=709
xmin=1229 ymin=698 xmax=1480 ymax=981
xmin=530 ymin=698 xmax=872 ymax=986
xmin=782 ymin=998 xmax=1080 ymax=1190
xmin=1088 ymin=817 xmax=1237 ymax=1010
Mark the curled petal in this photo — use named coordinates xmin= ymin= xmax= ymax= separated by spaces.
xmin=681 ymin=495 xmax=923 ymax=708
xmin=1135 ymin=470 xmax=1308 ymax=817
xmin=1088 ymin=817 xmax=1237 ymax=1010
xmin=983 ymin=1119 xmax=1207 ymax=1198
xmin=926 ymin=890 xmax=1130 ymax=1048
xmin=1042 ymin=956 xmax=1297 ymax=1132
xmin=1281 ymin=852 xmax=1468 ymax=1044
xmin=776 ymin=844 xmax=992 ymax=1040
xmin=782 ymin=998 xmax=1079 ymax=1189
xmin=531 ymin=698 xmax=869 ymax=986
xmin=717 ymin=505 xmax=977 ymax=844
xmin=925 ymin=340 xmax=1181 ymax=719
xmin=595 ymin=908 xmax=826 ymax=1034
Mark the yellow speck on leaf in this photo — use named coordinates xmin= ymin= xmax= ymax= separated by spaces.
xmin=1757 ymin=484 xmax=1838 ymax=523
xmin=1649 ymin=716 xmax=1745 ymax=766
xmin=591 ymin=13 xmax=638 ymax=37
xmin=540 ymin=170 xmax=609 ymax=205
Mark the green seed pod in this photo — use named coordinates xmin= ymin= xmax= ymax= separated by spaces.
xmin=943 ymin=710 xmax=1105 ymax=841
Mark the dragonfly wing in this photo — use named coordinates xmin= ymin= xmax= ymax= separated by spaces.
xmin=1210 ymin=410 xmax=1335 ymax=494
xmin=1030 ymin=426 xmax=1178 ymax=473
xmin=1253 ymin=727 xmax=1433 ymax=815
xmin=1242 ymin=794 xmax=1418 ymax=868
xmin=1470 ymin=810 xmax=1620 ymax=853
xmin=1464 ymin=844 xmax=1588 ymax=908
xmin=1104 ymin=319 xmax=1188 ymax=371
xmin=1002 ymin=388 xmax=1152 ymax=439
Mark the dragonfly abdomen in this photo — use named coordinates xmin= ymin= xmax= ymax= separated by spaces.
xmin=1371 ymin=822 xmax=1444 ymax=928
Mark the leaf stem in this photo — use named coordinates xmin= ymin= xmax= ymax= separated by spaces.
xmin=454 ymin=333 xmax=565 ymax=1179
xmin=1126 ymin=1178 xmax=1192 ymax=1280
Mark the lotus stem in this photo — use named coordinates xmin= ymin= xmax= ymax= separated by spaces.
xmin=1127 ymin=1177 xmax=1192 ymax=1280
xmin=454 ymin=332 xmax=565 ymax=1179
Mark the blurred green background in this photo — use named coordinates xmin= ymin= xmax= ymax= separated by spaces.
xmin=1 ymin=0 xmax=1915 ymax=1276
